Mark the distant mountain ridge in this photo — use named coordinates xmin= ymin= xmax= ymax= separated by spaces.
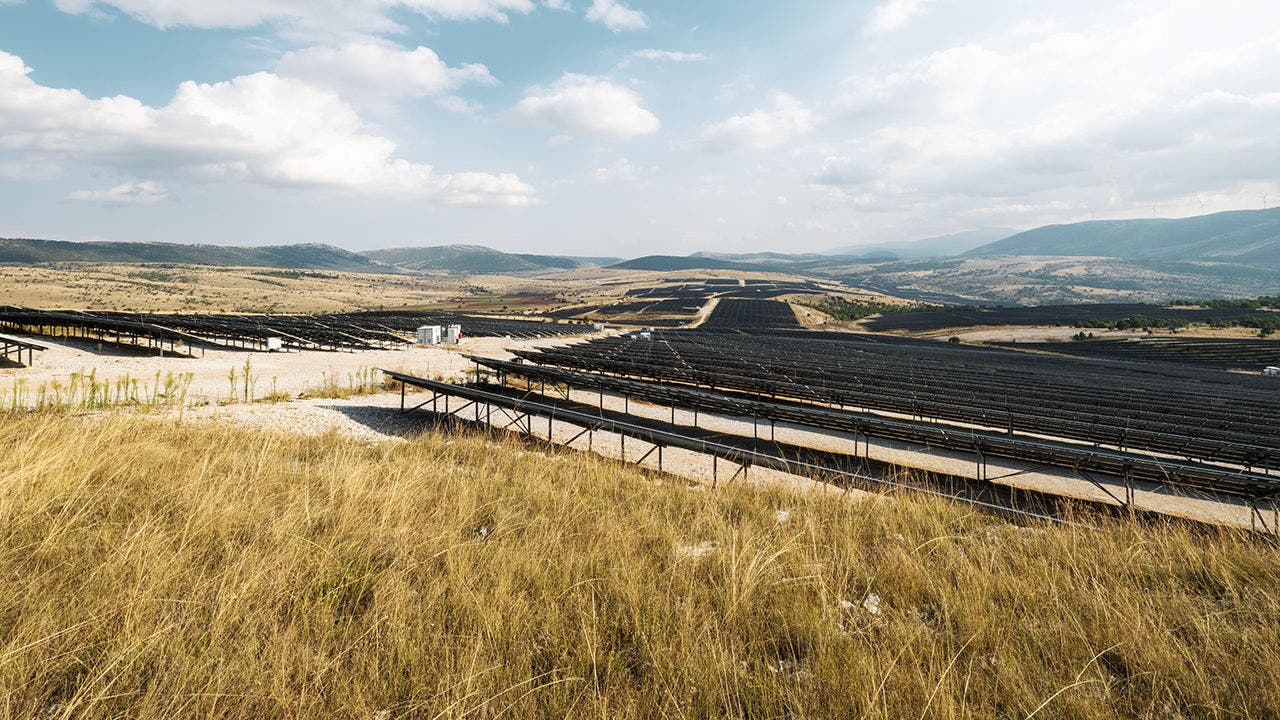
xmin=831 ymin=228 xmax=1017 ymax=258
xmin=0 ymin=238 xmax=622 ymax=275
xmin=610 ymin=255 xmax=755 ymax=271
xmin=0 ymin=237 xmax=392 ymax=273
xmin=610 ymin=249 xmax=896 ymax=273
xmin=967 ymin=208 xmax=1280 ymax=263
xmin=365 ymin=244 xmax=621 ymax=274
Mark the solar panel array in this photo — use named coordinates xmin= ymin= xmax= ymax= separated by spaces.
xmin=701 ymin=300 xmax=800 ymax=329
xmin=0 ymin=306 xmax=588 ymax=354
xmin=863 ymin=304 xmax=1280 ymax=332
xmin=500 ymin=329 xmax=1280 ymax=503
xmin=993 ymin=337 xmax=1280 ymax=370
xmin=0 ymin=333 xmax=46 ymax=366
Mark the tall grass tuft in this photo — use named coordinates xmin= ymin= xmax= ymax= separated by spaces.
xmin=0 ymin=368 xmax=192 ymax=412
xmin=0 ymin=414 xmax=1277 ymax=718
xmin=305 ymin=366 xmax=390 ymax=399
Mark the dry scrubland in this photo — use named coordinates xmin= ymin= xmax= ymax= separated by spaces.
xmin=0 ymin=265 xmax=480 ymax=313
xmin=2 ymin=413 xmax=1278 ymax=718
xmin=0 ymin=262 xmax=883 ymax=319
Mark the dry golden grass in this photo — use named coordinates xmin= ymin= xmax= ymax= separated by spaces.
xmin=1 ymin=413 xmax=1278 ymax=718
xmin=0 ymin=265 xmax=455 ymax=313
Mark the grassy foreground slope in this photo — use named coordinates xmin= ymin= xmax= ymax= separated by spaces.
xmin=1 ymin=415 xmax=1278 ymax=718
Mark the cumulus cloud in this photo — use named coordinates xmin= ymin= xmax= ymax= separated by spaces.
xmin=437 ymin=95 xmax=483 ymax=114
xmin=515 ymin=73 xmax=659 ymax=140
xmin=818 ymin=3 xmax=1280 ymax=224
xmin=585 ymin=0 xmax=646 ymax=32
xmin=277 ymin=41 xmax=495 ymax=107
xmin=616 ymin=49 xmax=706 ymax=70
xmin=67 ymin=180 xmax=170 ymax=205
xmin=866 ymin=0 xmax=931 ymax=34
xmin=592 ymin=158 xmax=638 ymax=183
xmin=0 ymin=159 xmax=61 ymax=181
xmin=0 ymin=51 xmax=536 ymax=206
xmin=700 ymin=93 xmax=814 ymax=153
xmin=812 ymin=157 xmax=876 ymax=187
xmin=629 ymin=49 xmax=705 ymax=63
xmin=54 ymin=0 xmax=537 ymax=37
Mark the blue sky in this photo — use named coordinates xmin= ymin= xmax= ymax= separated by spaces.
xmin=1 ymin=0 xmax=1278 ymax=257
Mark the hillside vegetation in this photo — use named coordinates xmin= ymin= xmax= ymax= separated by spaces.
xmin=967 ymin=207 xmax=1280 ymax=264
xmin=1 ymin=413 xmax=1277 ymax=718
xmin=365 ymin=245 xmax=620 ymax=274
xmin=0 ymin=238 xmax=393 ymax=273
xmin=0 ymin=264 xmax=455 ymax=313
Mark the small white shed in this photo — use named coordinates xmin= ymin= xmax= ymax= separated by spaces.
xmin=446 ymin=324 xmax=462 ymax=344
xmin=266 ymin=337 xmax=284 ymax=352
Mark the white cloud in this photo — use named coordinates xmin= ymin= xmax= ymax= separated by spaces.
xmin=700 ymin=93 xmax=814 ymax=152
xmin=0 ymin=51 xmax=536 ymax=206
xmin=585 ymin=0 xmax=646 ymax=32
xmin=629 ymin=49 xmax=706 ymax=63
xmin=592 ymin=158 xmax=637 ymax=183
xmin=866 ymin=0 xmax=931 ymax=34
xmin=819 ymin=3 xmax=1280 ymax=225
xmin=67 ymin=180 xmax=170 ymax=205
xmin=515 ymin=73 xmax=659 ymax=140
xmin=54 ymin=0 xmax=537 ymax=37
xmin=813 ymin=157 xmax=876 ymax=187
xmin=0 ymin=159 xmax=61 ymax=181
xmin=437 ymin=95 xmax=483 ymax=114
xmin=277 ymin=41 xmax=495 ymax=107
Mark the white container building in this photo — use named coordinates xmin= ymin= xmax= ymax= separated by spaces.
xmin=266 ymin=336 xmax=283 ymax=352
xmin=446 ymin=324 xmax=462 ymax=344
xmin=416 ymin=325 xmax=442 ymax=345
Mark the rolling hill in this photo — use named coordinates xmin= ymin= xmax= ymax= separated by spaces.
xmin=610 ymin=250 xmax=897 ymax=273
xmin=0 ymin=238 xmax=394 ymax=273
xmin=830 ymin=227 xmax=1016 ymax=257
xmin=365 ymin=245 xmax=620 ymax=274
xmin=608 ymin=255 xmax=756 ymax=271
xmin=967 ymin=207 xmax=1280 ymax=263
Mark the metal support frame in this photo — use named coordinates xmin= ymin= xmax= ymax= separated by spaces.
xmin=1076 ymin=467 xmax=1130 ymax=510
xmin=1248 ymin=498 xmax=1279 ymax=535
xmin=387 ymin=370 xmax=1278 ymax=533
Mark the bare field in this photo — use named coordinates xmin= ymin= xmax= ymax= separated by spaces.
xmin=0 ymin=334 xmax=585 ymax=409
xmin=0 ymin=264 xmax=459 ymax=313
xmin=0 ymin=263 xmax=857 ymax=318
